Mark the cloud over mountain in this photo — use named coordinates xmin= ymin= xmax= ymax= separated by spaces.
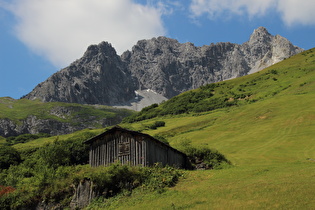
xmin=190 ymin=0 xmax=315 ymax=26
xmin=6 ymin=0 xmax=165 ymax=67
xmin=2 ymin=0 xmax=314 ymax=69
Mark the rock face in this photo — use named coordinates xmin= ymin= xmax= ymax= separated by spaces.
xmin=70 ymin=179 xmax=98 ymax=209
xmin=123 ymin=27 xmax=303 ymax=98
xmin=25 ymin=42 xmax=136 ymax=105
xmin=23 ymin=27 xmax=303 ymax=107
xmin=0 ymin=115 xmax=123 ymax=138
xmin=0 ymin=99 xmax=131 ymax=137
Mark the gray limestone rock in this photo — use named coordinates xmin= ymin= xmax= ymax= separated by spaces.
xmin=23 ymin=27 xmax=303 ymax=107
xmin=24 ymin=42 xmax=136 ymax=105
xmin=124 ymin=27 xmax=303 ymax=98
xmin=0 ymin=104 xmax=129 ymax=137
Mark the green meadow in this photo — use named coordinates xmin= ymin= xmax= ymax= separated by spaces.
xmin=111 ymin=94 xmax=315 ymax=209
xmin=0 ymin=97 xmax=133 ymax=124
xmin=108 ymin=49 xmax=315 ymax=209
xmin=1 ymin=48 xmax=314 ymax=209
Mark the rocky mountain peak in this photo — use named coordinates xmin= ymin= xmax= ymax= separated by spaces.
xmin=248 ymin=26 xmax=272 ymax=45
xmin=24 ymin=41 xmax=136 ymax=105
xmin=83 ymin=41 xmax=117 ymax=58
xmin=23 ymin=27 xmax=303 ymax=109
xmin=130 ymin=36 xmax=180 ymax=57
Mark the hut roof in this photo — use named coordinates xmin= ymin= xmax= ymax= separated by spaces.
xmin=84 ymin=125 xmax=186 ymax=157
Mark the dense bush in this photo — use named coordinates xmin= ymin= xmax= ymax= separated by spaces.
xmin=122 ymin=103 xmax=160 ymax=123
xmin=0 ymin=163 xmax=183 ymax=209
xmin=86 ymin=163 xmax=182 ymax=209
xmin=0 ymin=128 xmax=183 ymax=209
xmin=153 ymin=134 xmax=169 ymax=145
xmin=6 ymin=133 xmax=51 ymax=145
xmin=0 ymin=146 xmax=21 ymax=170
xmin=147 ymin=121 xmax=165 ymax=130
xmin=122 ymin=83 xmax=243 ymax=123
xmin=36 ymin=138 xmax=89 ymax=169
xmin=176 ymin=139 xmax=231 ymax=169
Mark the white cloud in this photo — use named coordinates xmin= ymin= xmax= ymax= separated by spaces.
xmin=190 ymin=0 xmax=315 ymax=26
xmin=277 ymin=0 xmax=315 ymax=26
xmin=6 ymin=0 xmax=165 ymax=67
xmin=190 ymin=0 xmax=275 ymax=18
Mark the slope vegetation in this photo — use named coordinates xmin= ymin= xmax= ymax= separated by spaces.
xmin=124 ymin=48 xmax=314 ymax=122
xmin=1 ymin=48 xmax=314 ymax=209
xmin=109 ymin=48 xmax=315 ymax=209
xmin=0 ymin=98 xmax=133 ymax=137
xmin=24 ymin=27 xmax=302 ymax=108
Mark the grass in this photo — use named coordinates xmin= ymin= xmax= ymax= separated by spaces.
xmin=3 ymin=48 xmax=315 ymax=209
xmin=0 ymin=136 xmax=6 ymax=145
xmin=122 ymin=93 xmax=315 ymax=166
xmin=102 ymin=162 xmax=315 ymax=209
xmin=0 ymin=97 xmax=133 ymax=124
xmin=110 ymin=49 xmax=315 ymax=209
xmin=124 ymin=48 xmax=315 ymax=122
xmin=12 ymin=128 xmax=106 ymax=152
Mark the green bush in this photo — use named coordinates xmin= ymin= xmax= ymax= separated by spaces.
xmin=176 ymin=139 xmax=231 ymax=169
xmin=86 ymin=163 xmax=183 ymax=209
xmin=0 ymin=146 xmax=21 ymax=170
xmin=153 ymin=134 xmax=169 ymax=145
xmin=6 ymin=133 xmax=51 ymax=145
xmin=35 ymin=138 xmax=89 ymax=169
xmin=0 ymin=136 xmax=182 ymax=209
xmin=147 ymin=121 xmax=166 ymax=130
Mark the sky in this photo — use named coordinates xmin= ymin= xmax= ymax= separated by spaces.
xmin=0 ymin=0 xmax=314 ymax=99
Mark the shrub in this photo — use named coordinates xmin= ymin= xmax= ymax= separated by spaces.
xmin=147 ymin=121 xmax=166 ymax=130
xmin=200 ymin=83 xmax=217 ymax=91
xmin=0 ymin=154 xmax=183 ymax=209
xmin=36 ymin=138 xmax=89 ymax=169
xmin=269 ymin=69 xmax=278 ymax=75
xmin=153 ymin=134 xmax=169 ymax=145
xmin=0 ymin=185 xmax=15 ymax=197
xmin=6 ymin=133 xmax=51 ymax=145
xmin=0 ymin=146 xmax=21 ymax=170
xmin=77 ymin=163 xmax=182 ymax=199
xmin=176 ymin=139 xmax=231 ymax=169
xmin=84 ymin=164 xmax=183 ymax=209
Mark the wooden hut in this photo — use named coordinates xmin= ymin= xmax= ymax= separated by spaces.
xmin=84 ymin=126 xmax=187 ymax=168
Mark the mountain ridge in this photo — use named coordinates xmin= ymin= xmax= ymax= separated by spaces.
xmin=23 ymin=27 xmax=303 ymax=109
xmin=0 ymin=98 xmax=133 ymax=137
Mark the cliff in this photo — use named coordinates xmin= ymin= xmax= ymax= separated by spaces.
xmin=23 ymin=27 xmax=303 ymax=108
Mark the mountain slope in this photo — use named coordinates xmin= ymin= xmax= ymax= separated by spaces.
xmin=123 ymin=48 xmax=314 ymax=122
xmin=24 ymin=42 xmax=136 ymax=105
xmin=23 ymin=27 xmax=302 ymax=108
xmin=0 ymin=98 xmax=133 ymax=137
xmin=123 ymin=27 xmax=302 ymax=98
xmin=4 ymin=47 xmax=314 ymax=209
xmin=109 ymin=48 xmax=315 ymax=209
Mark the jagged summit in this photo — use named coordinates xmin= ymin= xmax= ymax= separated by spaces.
xmin=83 ymin=41 xmax=117 ymax=58
xmin=25 ymin=40 xmax=136 ymax=105
xmin=23 ymin=27 xmax=303 ymax=109
xmin=248 ymin=26 xmax=272 ymax=45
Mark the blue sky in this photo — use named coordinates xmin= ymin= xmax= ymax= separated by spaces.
xmin=0 ymin=0 xmax=314 ymax=99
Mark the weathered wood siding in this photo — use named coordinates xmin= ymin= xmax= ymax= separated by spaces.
xmin=88 ymin=128 xmax=187 ymax=168
xmin=146 ymin=137 xmax=186 ymax=168
xmin=89 ymin=130 xmax=147 ymax=167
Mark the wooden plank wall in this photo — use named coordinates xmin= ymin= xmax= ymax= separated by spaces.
xmin=89 ymin=130 xmax=186 ymax=168
xmin=89 ymin=131 xmax=148 ymax=167
xmin=145 ymin=137 xmax=186 ymax=168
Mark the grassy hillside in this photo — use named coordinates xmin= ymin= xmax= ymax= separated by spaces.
xmin=124 ymin=48 xmax=315 ymax=122
xmin=0 ymin=98 xmax=134 ymax=139
xmin=0 ymin=97 xmax=133 ymax=123
xmin=103 ymin=48 xmax=315 ymax=209
xmin=11 ymin=128 xmax=105 ymax=152
xmin=1 ymin=48 xmax=314 ymax=209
